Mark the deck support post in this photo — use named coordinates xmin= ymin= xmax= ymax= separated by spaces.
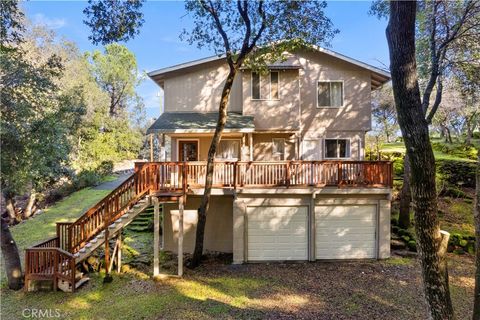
xmin=153 ymin=197 xmax=160 ymax=277
xmin=178 ymin=195 xmax=184 ymax=277
xmin=104 ymin=227 xmax=112 ymax=283
xmin=116 ymin=233 xmax=122 ymax=273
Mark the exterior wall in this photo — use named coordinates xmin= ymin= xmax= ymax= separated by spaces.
xmin=298 ymin=50 xmax=372 ymax=139
xmin=242 ymin=69 xmax=300 ymax=130
xmin=163 ymin=195 xmax=233 ymax=254
xmin=170 ymin=134 xmax=243 ymax=161
xmin=232 ymin=190 xmax=391 ymax=263
xmin=301 ymin=131 xmax=366 ymax=160
xmin=163 ymin=60 xmax=242 ymax=113
xmin=252 ymin=133 xmax=297 ymax=161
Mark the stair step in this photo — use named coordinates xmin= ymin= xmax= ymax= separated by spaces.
xmin=75 ymin=277 xmax=90 ymax=289
xmin=75 ymin=271 xmax=83 ymax=281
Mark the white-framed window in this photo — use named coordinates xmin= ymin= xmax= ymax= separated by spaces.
xmin=216 ymin=140 xmax=240 ymax=160
xmin=324 ymin=139 xmax=350 ymax=159
xmin=251 ymin=71 xmax=280 ymax=100
xmin=272 ymin=138 xmax=285 ymax=160
xmin=270 ymin=71 xmax=279 ymax=100
xmin=317 ymin=81 xmax=343 ymax=107
xmin=252 ymin=72 xmax=261 ymax=100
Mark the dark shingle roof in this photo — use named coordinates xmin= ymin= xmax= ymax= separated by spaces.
xmin=146 ymin=112 xmax=255 ymax=134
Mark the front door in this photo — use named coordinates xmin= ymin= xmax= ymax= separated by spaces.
xmin=178 ymin=140 xmax=198 ymax=161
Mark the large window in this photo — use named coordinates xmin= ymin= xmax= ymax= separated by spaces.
xmin=317 ymin=81 xmax=343 ymax=107
xmin=216 ymin=140 xmax=240 ymax=160
xmin=272 ymin=138 xmax=285 ymax=160
xmin=251 ymin=71 xmax=279 ymax=100
xmin=325 ymin=139 xmax=350 ymax=159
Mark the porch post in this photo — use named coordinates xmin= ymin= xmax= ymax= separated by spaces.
xmin=149 ymin=134 xmax=154 ymax=162
xmin=160 ymin=133 xmax=166 ymax=161
xmin=153 ymin=197 xmax=160 ymax=277
xmin=117 ymin=233 xmax=122 ymax=273
xmin=248 ymin=133 xmax=253 ymax=161
xmin=178 ymin=195 xmax=184 ymax=277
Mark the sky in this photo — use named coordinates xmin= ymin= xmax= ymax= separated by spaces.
xmin=23 ymin=1 xmax=390 ymax=120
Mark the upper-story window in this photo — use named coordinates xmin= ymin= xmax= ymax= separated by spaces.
xmin=251 ymin=71 xmax=280 ymax=100
xmin=324 ymin=139 xmax=350 ymax=159
xmin=317 ymin=81 xmax=343 ymax=107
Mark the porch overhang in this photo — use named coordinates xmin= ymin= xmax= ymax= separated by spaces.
xmin=146 ymin=112 xmax=255 ymax=135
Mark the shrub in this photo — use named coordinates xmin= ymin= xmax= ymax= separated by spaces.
xmin=74 ymin=170 xmax=102 ymax=189
xmin=436 ymin=160 xmax=476 ymax=188
xmin=96 ymin=160 xmax=114 ymax=176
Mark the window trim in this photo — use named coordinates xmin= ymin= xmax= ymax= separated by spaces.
xmin=250 ymin=71 xmax=281 ymax=101
xmin=215 ymin=138 xmax=242 ymax=161
xmin=323 ymin=138 xmax=351 ymax=159
xmin=269 ymin=71 xmax=280 ymax=100
xmin=316 ymin=80 xmax=344 ymax=108
xmin=272 ymin=138 xmax=285 ymax=159
xmin=251 ymin=71 xmax=261 ymax=100
xmin=176 ymin=138 xmax=200 ymax=161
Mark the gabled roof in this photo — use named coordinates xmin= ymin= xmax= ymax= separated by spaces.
xmin=146 ymin=112 xmax=255 ymax=134
xmin=148 ymin=45 xmax=390 ymax=90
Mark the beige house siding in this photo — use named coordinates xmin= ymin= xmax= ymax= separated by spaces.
xmin=252 ymin=133 xmax=296 ymax=161
xmin=242 ymin=69 xmax=300 ymax=130
xmin=163 ymin=195 xmax=233 ymax=254
xmin=297 ymin=50 xmax=372 ymax=139
xmin=163 ymin=60 xmax=242 ymax=113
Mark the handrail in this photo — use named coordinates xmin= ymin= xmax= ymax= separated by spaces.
xmin=68 ymin=163 xmax=152 ymax=253
xmin=25 ymin=160 xmax=392 ymax=291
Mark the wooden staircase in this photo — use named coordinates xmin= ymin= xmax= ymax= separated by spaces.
xmin=24 ymin=163 xmax=166 ymax=292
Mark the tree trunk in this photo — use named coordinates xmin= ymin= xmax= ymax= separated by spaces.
xmin=191 ymin=67 xmax=237 ymax=268
xmin=1 ymin=217 xmax=23 ymax=290
xmin=23 ymin=191 xmax=36 ymax=219
xmin=5 ymin=195 xmax=19 ymax=224
xmin=386 ymin=2 xmax=454 ymax=319
xmin=445 ymin=126 xmax=453 ymax=144
xmin=399 ymin=153 xmax=411 ymax=229
xmin=465 ymin=120 xmax=473 ymax=146
xmin=473 ymin=153 xmax=480 ymax=319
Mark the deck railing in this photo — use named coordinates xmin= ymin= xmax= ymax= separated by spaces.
xmin=25 ymin=160 xmax=391 ymax=292
xmin=137 ymin=160 xmax=393 ymax=190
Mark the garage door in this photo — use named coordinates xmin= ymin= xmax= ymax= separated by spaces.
xmin=247 ymin=206 xmax=308 ymax=261
xmin=316 ymin=205 xmax=377 ymax=259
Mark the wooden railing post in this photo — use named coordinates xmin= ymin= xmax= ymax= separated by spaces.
xmin=286 ymin=161 xmax=291 ymax=187
xmin=337 ymin=162 xmax=342 ymax=186
xmin=182 ymin=162 xmax=188 ymax=194
xmin=233 ymin=161 xmax=238 ymax=190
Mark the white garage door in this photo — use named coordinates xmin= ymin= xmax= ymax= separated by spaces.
xmin=247 ymin=206 xmax=308 ymax=261
xmin=316 ymin=205 xmax=377 ymax=259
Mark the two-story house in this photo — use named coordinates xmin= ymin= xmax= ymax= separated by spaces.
xmin=23 ymin=45 xmax=394 ymax=292
xmin=145 ymin=45 xmax=392 ymax=263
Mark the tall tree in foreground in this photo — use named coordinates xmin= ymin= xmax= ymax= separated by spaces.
xmin=182 ymin=0 xmax=337 ymax=267
xmin=372 ymin=0 xmax=480 ymax=234
xmin=386 ymin=2 xmax=453 ymax=318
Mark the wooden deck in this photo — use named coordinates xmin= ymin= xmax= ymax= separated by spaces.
xmin=138 ymin=160 xmax=393 ymax=190
xmin=24 ymin=160 xmax=392 ymax=292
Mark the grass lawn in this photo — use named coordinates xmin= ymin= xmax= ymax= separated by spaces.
xmin=1 ymin=174 xmax=476 ymax=319
xmin=1 ymin=254 xmax=475 ymax=320
xmin=380 ymin=140 xmax=477 ymax=162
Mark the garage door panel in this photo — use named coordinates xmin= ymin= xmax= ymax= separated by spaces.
xmin=247 ymin=206 xmax=308 ymax=261
xmin=316 ymin=205 xmax=377 ymax=259
xmin=316 ymin=247 xmax=376 ymax=259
